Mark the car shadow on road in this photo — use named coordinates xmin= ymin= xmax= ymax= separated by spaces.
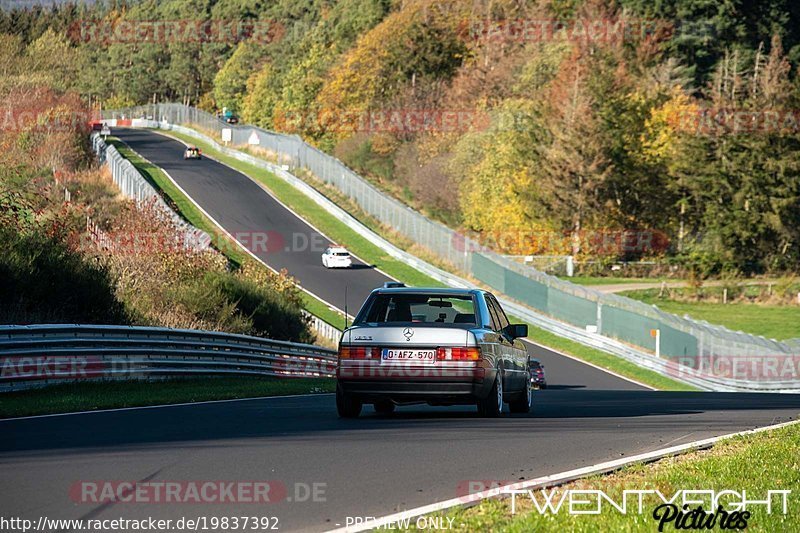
xmin=364 ymin=390 xmax=800 ymax=420
xmin=347 ymin=264 xmax=378 ymax=270
xmin=2 ymin=391 xmax=799 ymax=454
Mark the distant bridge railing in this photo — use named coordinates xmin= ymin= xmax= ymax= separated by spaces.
xmin=0 ymin=325 xmax=337 ymax=392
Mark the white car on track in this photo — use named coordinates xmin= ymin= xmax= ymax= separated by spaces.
xmin=322 ymin=246 xmax=353 ymax=268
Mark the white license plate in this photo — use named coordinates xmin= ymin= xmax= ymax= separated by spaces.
xmin=381 ymin=349 xmax=436 ymax=365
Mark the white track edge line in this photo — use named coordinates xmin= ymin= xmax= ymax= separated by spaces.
xmin=0 ymin=392 xmax=335 ymax=422
xmin=326 ymin=418 xmax=800 ymax=532
xmin=523 ymin=339 xmax=657 ymax=391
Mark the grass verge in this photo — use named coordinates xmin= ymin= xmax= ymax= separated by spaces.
xmin=0 ymin=377 xmax=334 ymax=419
xmin=622 ymin=289 xmax=800 ymax=340
xmin=139 ymin=128 xmax=698 ymax=391
xmin=521 ymin=323 xmax=697 ymax=391
xmin=416 ymin=421 xmax=799 ymax=531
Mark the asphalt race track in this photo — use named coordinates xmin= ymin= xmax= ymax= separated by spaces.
xmin=2 ymin=392 xmax=799 ymax=532
xmin=111 ymin=128 xmax=637 ymax=390
xmin=114 ymin=128 xmax=389 ymax=313
xmin=4 ymin=128 xmax=791 ymax=532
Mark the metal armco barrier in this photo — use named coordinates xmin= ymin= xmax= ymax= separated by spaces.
xmin=0 ymin=325 xmax=338 ymax=392
xmin=100 ymin=105 xmax=800 ymax=393
xmin=91 ymin=132 xmax=342 ymax=344
xmin=91 ymin=133 xmax=212 ymax=250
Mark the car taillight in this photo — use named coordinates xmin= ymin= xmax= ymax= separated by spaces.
xmin=338 ymin=346 xmax=377 ymax=359
xmin=436 ymin=346 xmax=480 ymax=361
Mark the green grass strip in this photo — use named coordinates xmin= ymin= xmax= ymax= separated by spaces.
xmin=622 ymin=289 xmax=800 ymax=340
xmin=523 ymin=322 xmax=698 ymax=391
xmin=0 ymin=377 xmax=334 ymax=419
xmin=419 ymin=421 xmax=799 ymax=531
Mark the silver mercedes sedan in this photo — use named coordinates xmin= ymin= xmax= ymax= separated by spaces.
xmin=336 ymin=284 xmax=530 ymax=418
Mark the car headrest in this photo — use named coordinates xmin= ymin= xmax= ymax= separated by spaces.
xmin=387 ymin=303 xmax=412 ymax=322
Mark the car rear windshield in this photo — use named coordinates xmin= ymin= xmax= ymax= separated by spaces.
xmin=357 ymin=293 xmax=477 ymax=325
xmin=333 ymin=252 xmax=350 ymax=256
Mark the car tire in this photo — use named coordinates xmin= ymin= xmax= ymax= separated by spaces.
xmin=373 ymin=400 xmax=395 ymax=415
xmin=509 ymin=381 xmax=532 ymax=414
xmin=477 ymin=374 xmax=503 ymax=418
xmin=336 ymin=383 xmax=362 ymax=418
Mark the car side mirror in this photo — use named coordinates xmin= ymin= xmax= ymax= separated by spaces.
xmin=504 ymin=324 xmax=528 ymax=339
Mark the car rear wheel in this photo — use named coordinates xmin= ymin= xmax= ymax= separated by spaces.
xmin=336 ymin=383 xmax=362 ymax=418
xmin=477 ymin=374 xmax=503 ymax=417
xmin=509 ymin=381 xmax=532 ymax=414
xmin=373 ymin=400 xmax=395 ymax=415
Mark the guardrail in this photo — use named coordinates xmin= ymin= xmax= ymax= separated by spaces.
xmin=145 ymin=121 xmax=800 ymax=393
xmin=91 ymin=133 xmax=212 ymax=250
xmin=100 ymin=105 xmax=800 ymax=393
xmin=0 ymin=325 xmax=338 ymax=392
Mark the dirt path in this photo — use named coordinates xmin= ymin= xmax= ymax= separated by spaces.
xmin=593 ymin=280 xmax=777 ymax=294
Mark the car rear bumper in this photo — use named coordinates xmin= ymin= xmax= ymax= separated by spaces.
xmin=337 ymin=364 xmax=497 ymax=403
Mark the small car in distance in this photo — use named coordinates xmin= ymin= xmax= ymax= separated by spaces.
xmin=336 ymin=285 xmax=531 ymax=418
xmin=529 ymin=358 xmax=546 ymax=389
xmin=220 ymin=107 xmax=239 ymax=124
xmin=322 ymin=246 xmax=352 ymax=268
xmin=184 ymin=146 xmax=201 ymax=160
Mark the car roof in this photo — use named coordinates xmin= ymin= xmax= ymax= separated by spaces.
xmin=328 ymin=246 xmax=349 ymax=252
xmin=371 ymin=286 xmax=483 ymax=297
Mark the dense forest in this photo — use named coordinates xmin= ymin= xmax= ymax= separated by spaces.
xmin=0 ymin=8 xmax=312 ymax=337
xmin=2 ymin=0 xmax=800 ymax=275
